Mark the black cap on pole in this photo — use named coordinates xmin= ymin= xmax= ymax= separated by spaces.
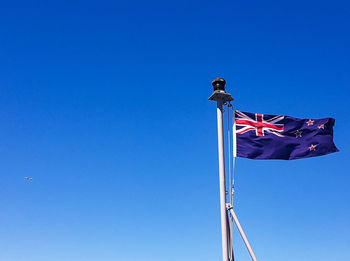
xmin=209 ymin=78 xmax=233 ymax=102
xmin=212 ymin=78 xmax=226 ymax=92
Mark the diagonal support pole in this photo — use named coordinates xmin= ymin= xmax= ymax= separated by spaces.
xmin=226 ymin=204 xmax=258 ymax=261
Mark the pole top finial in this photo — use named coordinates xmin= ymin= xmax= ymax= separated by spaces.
xmin=208 ymin=77 xmax=233 ymax=102
xmin=212 ymin=78 xmax=226 ymax=92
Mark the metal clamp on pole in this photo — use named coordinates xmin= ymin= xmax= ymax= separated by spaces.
xmin=226 ymin=204 xmax=258 ymax=261
xmin=209 ymin=78 xmax=233 ymax=261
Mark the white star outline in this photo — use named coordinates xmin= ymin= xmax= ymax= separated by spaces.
xmin=295 ymin=130 xmax=302 ymax=138
xmin=309 ymin=144 xmax=317 ymax=151
xmin=306 ymin=119 xmax=314 ymax=126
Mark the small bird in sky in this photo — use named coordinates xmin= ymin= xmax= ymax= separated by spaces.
xmin=24 ymin=177 xmax=33 ymax=181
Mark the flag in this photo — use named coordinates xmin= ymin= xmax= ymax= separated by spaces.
xmin=234 ymin=110 xmax=339 ymax=160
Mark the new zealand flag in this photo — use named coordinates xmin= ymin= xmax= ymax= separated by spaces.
xmin=235 ymin=110 xmax=339 ymax=160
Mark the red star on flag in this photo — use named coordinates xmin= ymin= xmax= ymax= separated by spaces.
xmin=306 ymin=119 xmax=314 ymax=126
xmin=309 ymin=144 xmax=317 ymax=151
xmin=318 ymin=124 xmax=325 ymax=129
xmin=295 ymin=130 xmax=302 ymax=138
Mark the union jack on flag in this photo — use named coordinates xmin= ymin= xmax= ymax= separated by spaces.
xmin=235 ymin=111 xmax=285 ymax=137
xmin=234 ymin=110 xmax=338 ymax=160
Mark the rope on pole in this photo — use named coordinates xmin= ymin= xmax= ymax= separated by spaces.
xmin=227 ymin=102 xmax=235 ymax=261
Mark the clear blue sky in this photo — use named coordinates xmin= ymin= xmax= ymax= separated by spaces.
xmin=0 ymin=1 xmax=349 ymax=260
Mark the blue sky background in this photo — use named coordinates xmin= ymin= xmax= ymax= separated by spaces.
xmin=0 ymin=1 xmax=349 ymax=260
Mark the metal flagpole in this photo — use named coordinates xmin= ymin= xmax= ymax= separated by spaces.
xmin=209 ymin=78 xmax=233 ymax=261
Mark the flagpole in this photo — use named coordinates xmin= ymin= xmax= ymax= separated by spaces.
xmin=209 ymin=78 xmax=233 ymax=261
